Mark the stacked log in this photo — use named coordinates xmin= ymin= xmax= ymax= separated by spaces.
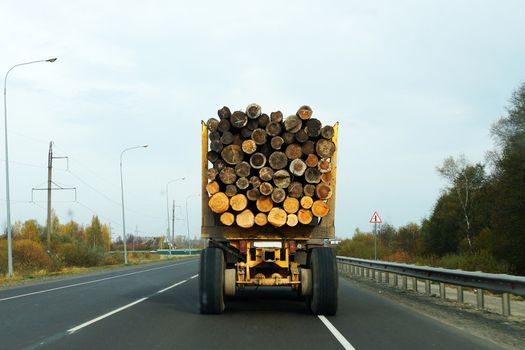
xmin=206 ymin=104 xmax=335 ymax=228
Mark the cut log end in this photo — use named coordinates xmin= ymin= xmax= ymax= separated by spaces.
xmin=236 ymin=209 xmax=255 ymax=228
xmin=208 ymin=192 xmax=229 ymax=214
xmin=300 ymin=196 xmax=314 ymax=209
xmin=230 ymin=193 xmax=248 ymax=212
xmin=220 ymin=212 xmax=235 ymax=226
xmin=287 ymin=213 xmax=299 ymax=227
xmin=297 ymin=209 xmax=313 ymax=225
xmin=268 ymin=207 xmax=287 ymax=227
xmin=256 ymin=196 xmax=274 ymax=213
xmin=255 ymin=213 xmax=268 ymax=226
xmin=312 ymin=200 xmax=330 ymax=218
xmin=283 ymin=197 xmax=300 ymax=214
xmin=206 ymin=181 xmax=220 ymax=195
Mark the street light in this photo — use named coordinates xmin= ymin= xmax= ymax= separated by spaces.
xmin=165 ymin=177 xmax=185 ymax=243
xmin=120 ymin=144 xmax=148 ymax=264
xmin=185 ymin=194 xmax=200 ymax=254
xmin=3 ymin=57 xmax=57 ymax=277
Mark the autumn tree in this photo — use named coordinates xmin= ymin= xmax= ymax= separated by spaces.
xmin=86 ymin=216 xmax=103 ymax=250
xmin=21 ymin=220 xmax=41 ymax=242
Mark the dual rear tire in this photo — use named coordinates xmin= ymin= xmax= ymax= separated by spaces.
xmin=199 ymin=247 xmax=225 ymax=314
xmin=308 ymin=247 xmax=338 ymax=315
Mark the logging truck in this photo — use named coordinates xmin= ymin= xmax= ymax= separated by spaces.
xmin=199 ymin=105 xmax=339 ymax=315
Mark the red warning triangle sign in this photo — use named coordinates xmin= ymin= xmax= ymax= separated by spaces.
xmin=369 ymin=211 xmax=382 ymax=224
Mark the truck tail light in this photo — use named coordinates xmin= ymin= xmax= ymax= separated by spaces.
xmin=239 ymin=240 xmax=248 ymax=254
xmin=289 ymin=240 xmax=297 ymax=254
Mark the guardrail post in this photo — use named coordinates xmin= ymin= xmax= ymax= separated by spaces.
xmin=371 ymin=269 xmax=376 ymax=281
xmin=402 ymin=275 xmax=407 ymax=290
xmin=476 ymin=289 xmax=484 ymax=309
xmin=385 ymin=272 xmax=390 ymax=285
xmin=502 ymin=293 xmax=510 ymax=316
xmin=360 ymin=267 xmax=364 ymax=277
xmin=425 ymin=280 xmax=431 ymax=295
xmin=412 ymin=277 xmax=418 ymax=292
xmin=439 ymin=283 xmax=446 ymax=299
xmin=393 ymin=273 xmax=398 ymax=287
xmin=456 ymin=286 xmax=464 ymax=303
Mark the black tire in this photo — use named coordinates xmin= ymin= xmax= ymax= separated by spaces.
xmin=309 ymin=247 xmax=338 ymax=315
xmin=199 ymin=247 xmax=225 ymax=314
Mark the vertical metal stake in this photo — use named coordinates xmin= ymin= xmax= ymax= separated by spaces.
xmin=393 ymin=273 xmax=398 ymax=287
xmin=457 ymin=286 xmax=464 ymax=303
xmin=440 ymin=283 xmax=446 ymax=299
xmin=476 ymin=289 xmax=484 ymax=309
xmin=412 ymin=277 xmax=418 ymax=292
xmin=425 ymin=280 xmax=431 ymax=295
xmin=402 ymin=276 xmax=407 ymax=290
xmin=502 ymin=293 xmax=510 ymax=316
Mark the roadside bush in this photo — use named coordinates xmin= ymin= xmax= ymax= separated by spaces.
xmin=103 ymin=252 xmax=124 ymax=265
xmin=57 ymin=243 xmax=104 ymax=267
xmin=12 ymin=240 xmax=50 ymax=274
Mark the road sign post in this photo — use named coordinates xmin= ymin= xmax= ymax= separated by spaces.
xmin=369 ymin=211 xmax=382 ymax=260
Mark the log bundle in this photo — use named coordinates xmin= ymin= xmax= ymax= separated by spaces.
xmin=206 ymin=104 xmax=335 ymax=228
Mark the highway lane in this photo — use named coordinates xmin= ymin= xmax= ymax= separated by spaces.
xmin=0 ymin=259 xmax=503 ymax=349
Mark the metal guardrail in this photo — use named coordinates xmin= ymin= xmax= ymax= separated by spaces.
xmin=336 ymin=256 xmax=525 ymax=317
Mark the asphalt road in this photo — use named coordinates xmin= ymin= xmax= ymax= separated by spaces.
xmin=0 ymin=259 xmax=502 ymax=350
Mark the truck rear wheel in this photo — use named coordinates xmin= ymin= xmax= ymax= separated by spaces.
xmin=309 ymin=247 xmax=338 ymax=315
xmin=199 ymin=247 xmax=225 ymax=314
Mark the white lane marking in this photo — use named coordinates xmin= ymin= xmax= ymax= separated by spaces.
xmin=0 ymin=260 xmax=196 ymax=302
xmin=68 ymin=275 xmax=198 ymax=334
xmin=318 ymin=315 xmax=356 ymax=350
xmin=189 ymin=274 xmax=198 ymax=279
xmin=67 ymin=297 xmax=148 ymax=334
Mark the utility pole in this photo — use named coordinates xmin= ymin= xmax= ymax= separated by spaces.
xmin=134 ymin=225 xmax=138 ymax=252
xmin=172 ymin=200 xmax=175 ymax=243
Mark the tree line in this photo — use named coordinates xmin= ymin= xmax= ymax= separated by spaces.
xmin=337 ymin=82 xmax=525 ymax=275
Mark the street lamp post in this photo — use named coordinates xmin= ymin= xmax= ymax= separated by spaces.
xmin=120 ymin=144 xmax=148 ymax=264
xmin=3 ymin=58 xmax=57 ymax=277
xmin=165 ymin=177 xmax=185 ymax=243
xmin=185 ymin=194 xmax=200 ymax=254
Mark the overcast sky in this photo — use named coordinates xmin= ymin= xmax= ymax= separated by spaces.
xmin=1 ymin=1 xmax=524 ymax=240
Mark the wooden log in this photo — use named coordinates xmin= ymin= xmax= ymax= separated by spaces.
xmin=207 ymin=168 xmax=218 ymax=181
xmin=316 ymin=139 xmax=336 ymax=158
xmin=241 ymin=139 xmax=257 ymax=154
xmin=284 ymin=115 xmax=302 ymax=133
xmin=254 ymin=213 xmax=268 ymax=226
xmin=207 ymin=151 xmax=219 ymax=163
xmin=315 ymin=183 xmax=332 ymax=200
xmin=207 ymin=118 xmax=219 ymax=132
xmin=282 ymin=132 xmax=295 ymax=144
xmin=288 ymin=181 xmax=303 ymax=198
xmin=236 ymin=209 xmax=255 ymax=228
xmin=296 ymin=105 xmax=313 ymax=120
xmin=258 ymin=114 xmax=270 ymax=128
xmin=251 ymin=128 xmax=267 ymax=145
xmin=246 ymin=119 xmax=258 ymax=131
xmin=221 ymin=144 xmax=244 ymax=165
xmin=305 ymin=167 xmax=321 ymax=184
xmin=270 ymin=111 xmax=283 ymax=123
xmin=210 ymin=140 xmax=223 ymax=153
xmin=270 ymin=136 xmax=284 ymax=150
xmin=273 ymin=170 xmax=291 ymax=188
xmin=305 ymin=153 xmax=319 ymax=168
xmin=300 ymin=196 xmax=313 ymax=209
xmin=220 ymin=131 xmax=234 ymax=145
xmin=219 ymin=167 xmax=237 ymax=184
xmin=301 ymin=140 xmax=315 ymax=155
xmin=321 ymin=172 xmax=332 ymax=183
xmin=246 ymin=188 xmax=260 ymax=201
xmin=318 ymin=158 xmax=331 ymax=173
xmin=241 ymin=127 xmax=253 ymax=139
xmin=208 ymin=192 xmax=229 ymax=213
xmin=268 ymin=207 xmax=287 ymax=227
xmin=297 ymin=209 xmax=313 ymax=225
xmin=287 ymin=213 xmax=299 ymax=227
xmin=271 ymin=187 xmax=286 ymax=203
xmin=305 ymin=118 xmax=322 ymax=137
xmin=289 ymin=158 xmax=307 ymax=176
xmin=259 ymin=182 xmax=273 ymax=196
xmin=232 ymin=134 xmax=243 ymax=147
xmin=235 ymin=161 xmax=251 ymax=177
xmin=259 ymin=167 xmax=274 ymax=181
xmin=230 ymin=111 xmax=248 ymax=128
xmin=249 ymin=176 xmax=261 ymax=189
xmin=268 ymin=151 xmax=288 ymax=170
xmin=209 ymin=131 xmax=221 ymax=142
xmin=256 ymin=196 xmax=273 ymax=213
xmin=218 ymin=118 xmax=231 ymax=132
xmin=213 ymin=159 xmax=226 ymax=171
xmin=295 ymin=129 xmax=309 ymax=143
xmin=246 ymin=103 xmax=262 ymax=119
xmin=285 ymin=143 xmax=302 ymax=160
xmin=225 ymin=184 xmax=237 ymax=197
xmin=230 ymin=193 xmax=248 ymax=211
xmin=218 ymin=106 xmax=231 ymax=119
xmin=250 ymin=152 xmax=267 ymax=169
xmin=321 ymin=125 xmax=335 ymax=139
xmin=283 ymin=197 xmax=300 ymax=214
xmin=206 ymin=181 xmax=220 ymax=195
xmin=266 ymin=122 xmax=282 ymax=137
xmin=312 ymin=200 xmax=330 ymax=217
xmin=303 ymin=184 xmax=316 ymax=197
xmin=236 ymin=176 xmax=250 ymax=190
xmin=220 ymin=212 xmax=235 ymax=226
